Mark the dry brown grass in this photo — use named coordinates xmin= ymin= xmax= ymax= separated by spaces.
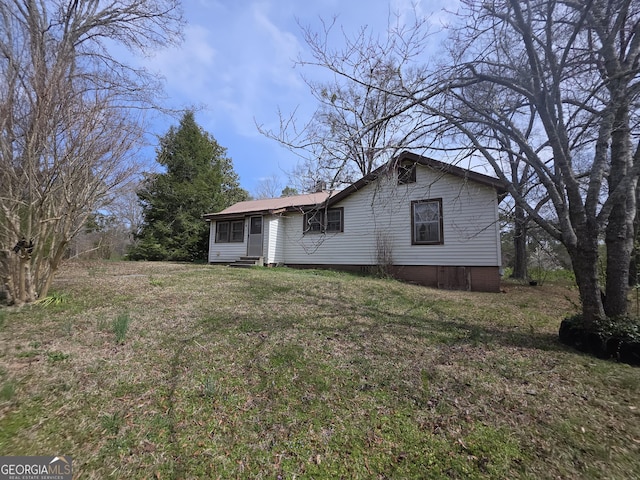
xmin=0 ymin=261 xmax=638 ymax=479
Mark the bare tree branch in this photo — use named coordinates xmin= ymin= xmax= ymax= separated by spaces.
xmin=0 ymin=0 xmax=183 ymax=304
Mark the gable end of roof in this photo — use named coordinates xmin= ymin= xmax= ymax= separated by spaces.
xmin=203 ymin=152 xmax=507 ymax=219
xmin=328 ymin=151 xmax=507 ymax=206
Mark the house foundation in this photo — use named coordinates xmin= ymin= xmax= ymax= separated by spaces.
xmin=282 ymin=264 xmax=501 ymax=292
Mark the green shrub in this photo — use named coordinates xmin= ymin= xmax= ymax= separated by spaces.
xmin=595 ymin=315 xmax=640 ymax=342
xmin=126 ymin=239 xmax=168 ymax=261
xmin=564 ymin=314 xmax=640 ymax=341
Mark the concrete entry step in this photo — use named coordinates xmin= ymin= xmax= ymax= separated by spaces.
xmin=229 ymin=256 xmax=263 ymax=268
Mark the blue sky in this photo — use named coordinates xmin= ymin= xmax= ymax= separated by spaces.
xmin=137 ymin=0 xmax=455 ymax=196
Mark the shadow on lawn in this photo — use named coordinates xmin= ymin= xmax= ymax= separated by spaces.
xmin=423 ymin=316 xmax=563 ymax=352
xmin=312 ymin=287 xmax=566 ymax=353
xmin=205 ymin=281 xmax=566 ymax=354
xmin=164 ymin=335 xmax=199 ymax=480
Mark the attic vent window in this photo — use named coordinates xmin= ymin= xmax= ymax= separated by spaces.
xmin=398 ymin=163 xmax=416 ymax=184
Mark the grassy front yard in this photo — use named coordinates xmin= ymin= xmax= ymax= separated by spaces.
xmin=0 ymin=261 xmax=638 ymax=479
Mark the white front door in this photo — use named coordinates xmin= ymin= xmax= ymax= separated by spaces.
xmin=247 ymin=216 xmax=263 ymax=257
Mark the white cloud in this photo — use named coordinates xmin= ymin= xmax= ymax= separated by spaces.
xmin=141 ymin=1 xmax=308 ymax=140
xmin=138 ymin=23 xmax=218 ymax=114
xmin=251 ymin=2 xmax=301 ymax=88
xmin=134 ymin=0 xmax=452 ymax=191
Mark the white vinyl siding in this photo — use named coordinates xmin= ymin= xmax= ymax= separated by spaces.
xmin=281 ymin=165 xmax=501 ymax=267
xmin=264 ymin=215 xmax=285 ymax=265
xmin=208 ymin=220 xmax=247 ymax=262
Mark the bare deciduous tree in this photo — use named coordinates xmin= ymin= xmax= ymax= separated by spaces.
xmin=108 ymin=180 xmax=146 ymax=241
xmin=289 ymin=0 xmax=640 ymax=326
xmin=435 ymin=0 xmax=640 ymax=324
xmin=253 ymin=174 xmax=283 ymax=199
xmin=0 ymin=0 xmax=183 ymax=305
xmin=261 ymin=14 xmax=435 ymax=191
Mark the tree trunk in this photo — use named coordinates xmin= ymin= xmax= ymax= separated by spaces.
xmin=511 ymin=204 xmax=528 ymax=279
xmin=39 ymin=241 xmax=68 ymax=300
xmin=569 ymin=237 xmax=605 ymax=328
xmin=630 ymin=247 xmax=638 ymax=287
xmin=604 ymin=100 xmax=635 ymax=318
xmin=630 ymin=184 xmax=640 ymax=287
xmin=604 ymin=192 xmax=635 ymax=317
xmin=0 ymin=251 xmax=15 ymax=305
xmin=17 ymin=256 xmax=27 ymax=306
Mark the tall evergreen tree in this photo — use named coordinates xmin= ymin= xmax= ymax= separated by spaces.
xmin=129 ymin=112 xmax=248 ymax=261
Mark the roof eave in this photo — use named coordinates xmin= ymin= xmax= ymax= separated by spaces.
xmin=204 ymin=152 xmax=508 ymax=218
xmin=202 ymin=203 xmax=322 ymax=221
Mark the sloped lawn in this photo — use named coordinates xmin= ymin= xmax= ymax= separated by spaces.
xmin=0 ymin=261 xmax=638 ymax=479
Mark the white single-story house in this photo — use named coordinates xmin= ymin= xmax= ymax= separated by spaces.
xmin=204 ymin=151 xmax=507 ymax=292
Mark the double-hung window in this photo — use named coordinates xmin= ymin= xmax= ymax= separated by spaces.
xmin=305 ymin=210 xmax=323 ymax=233
xmin=216 ymin=220 xmax=245 ymax=243
xmin=303 ymin=208 xmax=343 ymax=234
xmin=230 ymin=220 xmax=244 ymax=242
xmin=412 ymin=199 xmax=443 ymax=245
xmin=326 ymin=209 xmax=343 ymax=232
